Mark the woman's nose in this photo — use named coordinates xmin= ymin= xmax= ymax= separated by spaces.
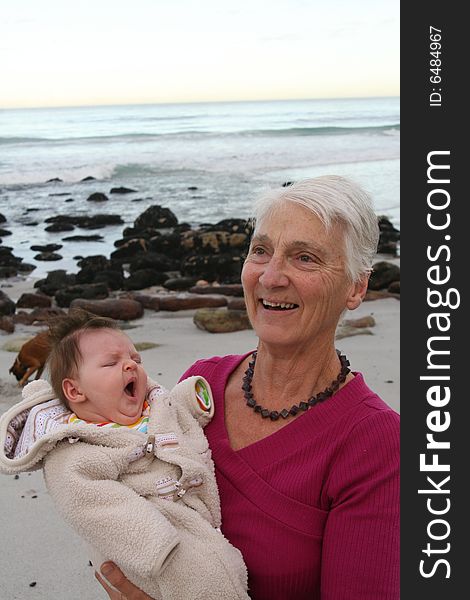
xmin=258 ymin=256 xmax=289 ymax=288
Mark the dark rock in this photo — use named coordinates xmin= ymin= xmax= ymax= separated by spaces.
xmin=110 ymin=239 xmax=148 ymax=261
xmin=134 ymin=205 xmax=178 ymax=229
xmin=0 ymin=228 xmax=12 ymax=236
xmin=193 ymin=308 xmax=251 ymax=333
xmin=75 ymin=259 xmax=124 ymax=291
xmin=75 ymin=266 xmax=101 ymax=285
xmin=227 ymin=297 xmax=246 ymax=310
xmin=70 ymin=298 xmax=144 ymax=321
xmin=120 ymin=227 xmax=153 ymax=240
xmin=163 ymin=277 xmax=199 ymax=291
xmin=205 ymin=219 xmax=251 ymax=234
xmin=34 ymin=252 xmax=63 ymax=261
xmin=45 ymin=222 xmax=75 ymax=232
xmin=377 ymin=216 xmax=400 ymax=255
xmin=0 ymin=266 xmax=18 ymax=278
xmin=81 ymin=176 xmax=96 ymax=181
xmin=159 ymin=293 xmax=227 ymax=311
xmin=147 ymin=232 xmax=185 ymax=258
xmin=0 ymin=252 xmax=22 ymax=268
xmin=12 ymin=311 xmax=35 ymax=325
xmin=25 ymin=208 xmax=40 ymax=212
xmin=49 ymin=192 xmax=70 ymax=196
xmin=87 ymin=192 xmax=108 ymax=202
xmin=34 ymin=270 xmax=76 ymax=296
xmin=388 ymin=281 xmax=400 ymax=294
xmin=65 ymin=198 xmax=75 ymax=202
xmin=31 ymin=244 xmax=63 ymax=252
xmin=55 ymin=283 xmax=109 ymax=307
xmin=368 ymin=261 xmax=400 ymax=290
xmin=28 ymin=306 xmax=66 ymax=323
xmin=17 ymin=293 xmax=52 ymax=309
xmin=181 ymin=253 xmax=243 ymax=283
xmin=122 ymin=292 xmax=160 ymax=311
xmin=0 ymin=315 xmax=14 ymax=332
xmin=62 ymin=234 xmax=104 ymax=242
xmin=189 ymin=284 xmax=244 ymax=296
xmin=93 ymin=270 xmax=125 ymax=290
xmin=187 ymin=186 xmax=198 ymax=190
xmin=123 ymin=269 xmax=169 ymax=291
xmin=0 ymin=213 xmax=6 ymax=223
xmin=378 ymin=242 xmax=399 ymax=255
xmin=174 ymin=223 xmax=192 ymax=233
xmin=76 ymin=255 xmax=116 ymax=273
xmin=16 ymin=262 xmax=36 ymax=273
xmin=46 ymin=177 xmax=63 ymax=182
xmin=45 ymin=214 xmax=123 ymax=229
xmin=181 ymin=230 xmax=249 ymax=255
xmin=81 ymin=215 xmax=124 ymax=228
xmin=110 ymin=186 xmax=137 ymax=194
xmin=0 ymin=290 xmax=16 ymax=315
xmin=378 ymin=215 xmax=400 ymax=239
xmin=128 ymin=253 xmax=179 ymax=273
xmin=282 ymin=181 xmax=293 ymax=187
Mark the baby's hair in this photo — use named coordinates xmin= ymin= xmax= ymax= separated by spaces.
xmin=47 ymin=308 xmax=119 ymax=404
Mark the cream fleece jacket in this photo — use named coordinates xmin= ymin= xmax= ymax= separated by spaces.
xmin=0 ymin=377 xmax=249 ymax=600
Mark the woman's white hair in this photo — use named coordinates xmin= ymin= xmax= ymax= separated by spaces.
xmin=252 ymin=175 xmax=380 ymax=282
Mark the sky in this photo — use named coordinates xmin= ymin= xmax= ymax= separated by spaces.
xmin=0 ymin=0 xmax=399 ymax=109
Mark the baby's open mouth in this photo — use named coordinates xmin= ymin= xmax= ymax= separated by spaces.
xmin=260 ymin=299 xmax=299 ymax=311
xmin=124 ymin=381 xmax=135 ymax=396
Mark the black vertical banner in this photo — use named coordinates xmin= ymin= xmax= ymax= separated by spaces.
xmin=401 ymin=5 xmax=466 ymax=599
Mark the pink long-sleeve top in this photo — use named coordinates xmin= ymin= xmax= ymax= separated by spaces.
xmin=180 ymin=353 xmax=399 ymax=600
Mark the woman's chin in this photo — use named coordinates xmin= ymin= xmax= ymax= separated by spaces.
xmin=256 ymin=328 xmax=300 ymax=348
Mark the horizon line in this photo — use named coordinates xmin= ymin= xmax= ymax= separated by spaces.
xmin=1 ymin=94 xmax=400 ymax=112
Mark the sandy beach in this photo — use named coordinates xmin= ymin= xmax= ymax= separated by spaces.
xmin=0 ymin=272 xmax=399 ymax=599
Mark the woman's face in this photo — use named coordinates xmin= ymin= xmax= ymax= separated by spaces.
xmin=241 ymin=202 xmax=367 ymax=351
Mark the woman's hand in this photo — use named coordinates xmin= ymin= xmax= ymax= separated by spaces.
xmin=95 ymin=562 xmax=154 ymax=599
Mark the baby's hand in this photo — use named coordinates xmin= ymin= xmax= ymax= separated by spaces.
xmin=146 ymin=377 xmax=167 ymax=404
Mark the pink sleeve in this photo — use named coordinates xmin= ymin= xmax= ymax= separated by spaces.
xmin=321 ymin=410 xmax=400 ymax=600
xmin=178 ymin=361 xmax=203 ymax=383
xmin=178 ymin=358 xmax=221 ymax=383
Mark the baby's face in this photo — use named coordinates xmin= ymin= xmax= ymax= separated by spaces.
xmin=65 ymin=329 xmax=148 ymax=425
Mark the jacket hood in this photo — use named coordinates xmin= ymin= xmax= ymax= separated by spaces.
xmin=0 ymin=379 xmax=146 ymax=474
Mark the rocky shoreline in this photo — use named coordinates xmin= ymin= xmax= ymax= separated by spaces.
xmin=0 ymin=200 xmax=400 ymax=335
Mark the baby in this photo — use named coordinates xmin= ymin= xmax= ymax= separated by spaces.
xmin=0 ymin=310 xmax=249 ymax=600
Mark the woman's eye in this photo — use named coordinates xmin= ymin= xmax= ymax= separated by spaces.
xmin=299 ymin=254 xmax=313 ymax=262
xmin=103 ymin=362 xmax=117 ymax=367
xmin=253 ymin=246 xmax=265 ymax=255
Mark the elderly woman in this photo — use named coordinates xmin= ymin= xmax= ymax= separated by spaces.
xmin=98 ymin=175 xmax=400 ymax=599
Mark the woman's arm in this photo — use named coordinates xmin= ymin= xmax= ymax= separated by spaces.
xmin=321 ymin=410 xmax=400 ymax=599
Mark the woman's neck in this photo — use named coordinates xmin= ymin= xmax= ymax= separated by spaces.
xmin=251 ymin=340 xmax=342 ymax=411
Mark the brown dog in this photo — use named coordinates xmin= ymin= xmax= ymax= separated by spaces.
xmin=9 ymin=331 xmax=51 ymax=387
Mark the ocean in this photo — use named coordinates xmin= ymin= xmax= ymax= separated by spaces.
xmin=0 ymin=97 xmax=399 ymax=277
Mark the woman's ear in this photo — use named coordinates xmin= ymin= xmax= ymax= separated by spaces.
xmin=346 ymin=275 xmax=369 ymax=311
xmin=62 ymin=379 xmax=85 ymax=404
